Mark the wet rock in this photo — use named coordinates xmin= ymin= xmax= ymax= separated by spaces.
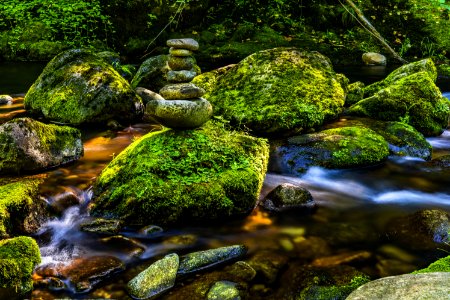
xmin=0 ymin=118 xmax=83 ymax=175
xmin=226 ymin=261 xmax=257 ymax=282
xmin=346 ymin=272 xmax=450 ymax=300
xmin=80 ymin=218 xmax=123 ymax=235
xmin=178 ymin=245 xmax=247 ymax=276
xmin=47 ymin=190 xmax=81 ymax=215
xmin=362 ymin=52 xmax=386 ymax=65
xmin=376 ymin=258 xmax=417 ymax=277
xmin=247 ymin=250 xmax=288 ymax=284
xmin=167 ymin=38 xmax=199 ymax=51
xmin=260 ymin=183 xmax=314 ymax=212
xmin=0 ymin=95 xmax=13 ymax=105
xmin=311 ymin=251 xmax=372 ymax=267
xmin=168 ymin=56 xmax=196 ymax=71
xmin=24 ymin=49 xmax=143 ymax=126
xmin=167 ymin=70 xmax=197 ymax=83
xmin=0 ymin=236 xmax=41 ymax=295
xmin=169 ymin=48 xmax=193 ymax=57
xmin=34 ymin=276 xmax=66 ymax=291
xmin=386 ymin=209 xmax=450 ymax=250
xmin=145 ymin=97 xmax=212 ymax=129
xmin=127 ymin=253 xmax=179 ymax=299
xmin=424 ymin=154 xmax=450 ymax=169
xmin=310 ymin=222 xmax=380 ymax=247
xmin=100 ymin=235 xmax=146 ymax=257
xmin=163 ymin=234 xmax=198 ymax=246
xmin=159 ymin=83 xmax=205 ymax=100
xmin=346 ymin=81 xmax=365 ymax=106
xmin=135 ymin=87 xmax=165 ymax=105
xmin=270 ymin=126 xmax=389 ymax=174
xmin=138 ymin=225 xmax=164 ymax=236
xmin=207 ymin=281 xmax=241 ymax=300
xmin=131 ymin=55 xmax=170 ymax=90
xmin=293 ymin=236 xmax=332 ymax=260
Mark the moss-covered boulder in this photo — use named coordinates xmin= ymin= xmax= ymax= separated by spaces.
xmin=24 ymin=49 xmax=143 ymax=126
xmin=269 ymin=126 xmax=389 ymax=175
xmin=363 ymin=58 xmax=437 ymax=97
xmin=0 ymin=118 xmax=83 ymax=175
xmin=348 ymin=72 xmax=450 ymax=136
xmin=91 ymin=122 xmax=269 ymax=226
xmin=438 ymin=64 xmax=450 ymax=77
xmin=193 ymin=48 xmax=345 ymax=135
xmin=346 ymin=81 xmax=365 ymax=106
xmin=0 ymin=177 xmax=48 ymax=238
xmin=0 ymin=236 xmax=41 ymax=294
xmin=131 ymin=55 xmax=170 ymax=90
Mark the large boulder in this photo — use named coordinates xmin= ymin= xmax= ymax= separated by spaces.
xmin=24 ymin=49 xmax=143 ymax=126
xmin=0 ymin=118 xmax=83 ymax=175
xmin=0 ymin=177 xmax=48 ymax=238
xmin=347 ymin=71 xmax=450 ymax=136
xmin=192 ymin=48 xmax=345 ymax=135
xmin=91 ymin=122 xmax=269 ymax=226
xmin=269 ymin=126 xmax=389 ymax=175
xmin=0 ymin=236 xmax=41 ymax=295
xmin=131 ymin=55 xmax=170 ymax=91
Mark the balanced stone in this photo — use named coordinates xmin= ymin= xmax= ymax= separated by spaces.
xmin=160 ymin=83 xmax=205 ymax=100
xmin=167 ymin=38 xmax=199 ymax=51
xmin=135 ymin=87 xmax=165 ymax=105
xmin=168 ymin=55 xmax=196 ymax=71
xmin=169 ymin=48 xmax=193 ymax=57
xmin=145 ymin=97 xmax=212 ymax=129
xmin=167 ymin=70 xmax=197 ymax=83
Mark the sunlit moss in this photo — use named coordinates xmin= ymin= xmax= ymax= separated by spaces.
xmin=413 ymin=256 xmax=450 ymax=273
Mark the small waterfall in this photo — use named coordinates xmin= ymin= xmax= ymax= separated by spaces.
xmin=427 ymin=130 xmax=450 ymax=149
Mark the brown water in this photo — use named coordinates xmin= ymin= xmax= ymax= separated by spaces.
xmin=1 ymin=87 xmax=450 ymax=299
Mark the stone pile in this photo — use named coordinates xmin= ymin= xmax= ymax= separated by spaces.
xmin=145 ymin=38 xmax=213 ymax=129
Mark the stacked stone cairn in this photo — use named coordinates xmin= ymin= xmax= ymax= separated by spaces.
xmin=146 ymin=38 xmax=213 ymax=129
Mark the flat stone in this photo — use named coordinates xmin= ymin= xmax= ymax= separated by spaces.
xmin=145 ymin=98 xmax=213 ymax=129
xmin=346 ymin=272 xmax=450 ymax=300
xmin=0 ymin=95 xmax=13 ymax=105
xmin=166 ymin=38 xmax=199 ymax=51
xmin=178 ymin=245 xmax=247 ymax=276
xmin=168 ymin=56 xmax=196 ymax=71
xmin=167 ymin=70 xmax=197 ymax=83
xmin=127 ymin=253 xmax=179 ymax=299
xmin=362 ymin=52 xmax=387 ymax=66
xmin=160 ymin=83 xmax=205 ymax=100
xmin=135 ymin=87 xmax=165 ymax=104
xmin=79 ymin=218 xmax=123 ymax=235
xmin=207 ymin=281 xmax=241 ymax=300
xmin=169 ymin=48 xmax=193 ymax=57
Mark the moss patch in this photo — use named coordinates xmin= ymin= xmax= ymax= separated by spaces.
xmin=413 ymin=256 xmax=450 ymax=274
xmin=0 ymin=236 xmax=41 ymax=294
xmin=91 ymin=121 xmax=269 ymax=226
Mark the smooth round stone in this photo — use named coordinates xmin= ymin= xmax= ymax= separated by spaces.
xmin=362 ymin=52 xmax=387 ymax=66
xmin=135 ymin=87 xmax=165 ymax=104
xmin=168 ymin=55 xmax=196 ymax=71
xmin=0 ymin=95 xmax=13 ymax=105
xmin=146 ymin=98 xmax=213 ymax=129
xmin=166 ymin=38 xmax=199 ymax=51
xmin=167 ymin=70 xmax=197 ymax=83
xmin=160 ymin=83 xmax=205 ymax=100
xmin=169 ymin=48 xmax=193 ymax=57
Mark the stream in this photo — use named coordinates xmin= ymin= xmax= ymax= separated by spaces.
xmin=0 ymin=63 xmax=449 ymax=299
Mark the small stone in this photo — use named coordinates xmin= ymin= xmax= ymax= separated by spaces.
xmin=261 ymin=183 xmax=315 ymax=212
xmin=136 ymin=87 xmax=165 ymax=104
xmin=169 ymin=48 xmax=193 ymax=57
xmin=0 ymin=95 xmax=13 ymax=105
xmin=160 ymin=83 xmax=205 ymax=100
xmin=167 ymin=38 xmax=199 ymax=51
xmin=138 ymin=225 xmax=164 ymax=236
xmin=80 ymin=218 xmax=123 ymax=235
xmin=178 ymin=245 xmax=247 ymax=276
xmin=226 ymin=261 xmax=257 ymax=282
xmin=167 ymin=70 xmax=197 ymax=83
xmin=207 ymin=281 xmax=241 ymax=300
xmin=127 ymin=253 xmax=179 ymax=299
xmin=362 ymin=52 xmax=387 ymax=65
xmin=168 ymin=56 xmax=196 ymax=71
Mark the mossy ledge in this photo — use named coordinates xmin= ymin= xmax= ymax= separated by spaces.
xmin=91 ymin=121 xmax=269 ymax=226
xmin=413 ymin=256 xmax=450 ymax=274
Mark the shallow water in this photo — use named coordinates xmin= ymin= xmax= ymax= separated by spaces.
xmin=1 ymin=69 xmax=450 ymax=299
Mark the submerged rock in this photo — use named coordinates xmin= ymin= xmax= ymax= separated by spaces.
xmin=91 ymin=122 xmax=268 ymax=226
xmin=131 ymin=55 xmax=170 ymax=91
xmin=247 ymin=250 xmax=289 ymax=284
xmin=178 ymin=245 xmax=247 ymax=276
xmin=0 ymin=118 xmax=83 ymax=175
xmin=348 ymin=71 xmax=449 ymax=136
xmin=193 ymin=48 xmax=345 ymax=135
xmin=270 ymin=126 xmax=389 ymax=174
xmin=138 ymin=225 xmax=164 ymax=236
xmin=127 ymin=253 xmax=179 ymax=299
xmin=260 ymin=183 xmax=315 ymax=212
xmin=207 ymin=281 xmax=241 ymax=300
xmin=346 ymin=272 xmax=450 ymax=300
xmin=79 ymin=218 xmax=123 ymax=235
xmin=24 ymin=49 xmax=143 ymax=126
xmin=0 ymin=236 xmax=41 ymax=295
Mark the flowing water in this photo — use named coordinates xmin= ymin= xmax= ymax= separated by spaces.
xmin=0 ymin=64 xmax=450 ymax=299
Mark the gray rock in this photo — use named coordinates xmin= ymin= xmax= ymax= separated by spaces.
xmin=0 ymin=118 xmax=83 ymax=175
xmin=160 ymin=83 xmax=205 ymax=100
xmin=79 ymin=218 xmax=123 ymax=235
xmin=167 ymin=38 xmax=199 ymax=51
xmin=0 ymin=95 xmax=13 ymax=105
xmin=127 ymin=253 xmax=179 ymax=299
xmin=169 ymin=48 xmax=193 ymax=57
xmin=261 ymin=183 xmax=314 ymax=212
xmin=135 ymin=87 xmax=165 ymax=104
xmin=167 ymin=70 xmax=197 ymax=83
xmin=362 ymin=52 xmax=387 ymax=65
xmin=207 ymin=281 xmax=241 ymax=300
xmin=139 ymin=225 xmax=164 ymax=236
xmin=146 ymin=98 xmax=212 ymax=129
xmin=178 ymin=245 xmax=247 ymax=276
xmin=346 ymin=272 xmax=450 ymax=300
xmin=168 ymin=56 xmax=196 ymax=71
xmin=131 ymin=54 xmax=170 ymax=90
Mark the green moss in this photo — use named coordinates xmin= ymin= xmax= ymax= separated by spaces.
xmin=413 ymin=256 xmax=450 ymax=274
xmin=299 ymin=275 xmax=370 ymax=300
xmin=346 ymin=81 xmax=365 ymax=106
xmin=0 ymin=236 xmax=41 ymax=294
xmin=195 ymin=48 xmax=345 ymax=135
xmin=438 ymin=64 xmax=450 ymax=77
xmin=348 ymin=71 xmax=450 ymax=136
xmin=91 ymin=121 xmax=269 ymax=225
xmin=131 ymin=54 xmax=169 ymax=90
